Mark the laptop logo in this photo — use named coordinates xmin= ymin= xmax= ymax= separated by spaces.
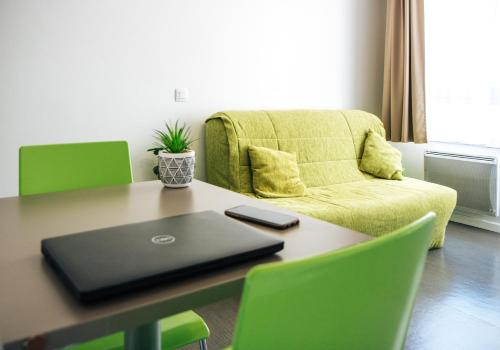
xmin=151 ymin=235 xmax=176 ymax=245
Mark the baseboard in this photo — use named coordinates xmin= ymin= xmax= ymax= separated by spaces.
xmin=451 ymin=209 xmax=500 ymax=233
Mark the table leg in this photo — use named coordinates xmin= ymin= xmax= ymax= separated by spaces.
xmin=124 ymin=320 xmax=161 ymax=350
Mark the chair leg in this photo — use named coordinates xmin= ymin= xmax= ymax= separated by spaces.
xmin=199 ymin=339 xmax=208 ymax=350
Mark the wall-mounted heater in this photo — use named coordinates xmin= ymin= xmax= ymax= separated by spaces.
xmin=424 ymin=151 xmax=499 ymax=217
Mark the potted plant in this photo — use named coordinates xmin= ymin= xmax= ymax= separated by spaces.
xmin=147 ymin=121 xmax=197 ymax=188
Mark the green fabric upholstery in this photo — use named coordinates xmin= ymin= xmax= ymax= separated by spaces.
xmin=19 ymin=142 xmax=209 ymax=350
xmin=206 ymin=110 xmax=385 ymax=192
xmin=248 ymin=146 xmax=305 ymax=198
xmin=249 ymin=177 xmax=454 ymax=248
xmin=360 ymin=130 xmax=403 ymax=180
xmin=225 ymin=213 xmax=435 ymax=350
xmin=205 ymin=110 xmax=457 ymax=248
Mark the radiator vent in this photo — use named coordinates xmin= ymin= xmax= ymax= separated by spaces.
xmin=424 ymin=151 xmax=499 ymax=216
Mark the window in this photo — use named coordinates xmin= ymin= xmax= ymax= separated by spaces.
xmin=426 ymin=0 xmax=500 ymax=146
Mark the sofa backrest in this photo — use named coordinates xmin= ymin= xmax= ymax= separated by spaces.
xmin=205 ymin=110 xmax=385 ymax=193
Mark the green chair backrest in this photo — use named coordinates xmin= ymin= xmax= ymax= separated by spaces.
xmin=19 ymin=141 xmax=133 ymax=196
xmin=230 ymin=213 xmax=435 ymax=350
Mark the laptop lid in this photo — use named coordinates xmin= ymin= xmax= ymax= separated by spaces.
xmin=42 ymin=210 xmax=284 ymax=302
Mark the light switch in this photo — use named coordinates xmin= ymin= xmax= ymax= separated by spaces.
xmin=175 ymin=88 xmax=189 ymax=102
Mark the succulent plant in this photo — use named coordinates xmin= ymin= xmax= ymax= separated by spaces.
xmin=147 ymin=121 xmax=196 ymax=154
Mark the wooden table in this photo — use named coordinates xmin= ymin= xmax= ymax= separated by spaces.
xmin=0 ymin=180 xmax=369 ymax=350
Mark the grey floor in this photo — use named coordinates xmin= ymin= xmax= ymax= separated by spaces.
xmin=184 ymin=222 xmax=500 ymax=349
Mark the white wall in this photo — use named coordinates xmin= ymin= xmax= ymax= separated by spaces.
xmin=0 ymin=0 xmax=386 ymax=197
xmin=390 ymin=142 xmax=427 ymax=179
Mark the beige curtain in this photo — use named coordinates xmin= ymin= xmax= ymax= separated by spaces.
xmin=382 ymin=0 xmax=427 ymax=143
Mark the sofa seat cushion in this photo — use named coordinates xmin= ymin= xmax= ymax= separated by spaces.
xmin=251 ymin=177 xmax=456 ymax=249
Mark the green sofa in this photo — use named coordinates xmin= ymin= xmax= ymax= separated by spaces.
xmin=205 ymin=110 xmax=457 ymax=248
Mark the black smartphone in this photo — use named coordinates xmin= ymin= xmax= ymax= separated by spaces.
xmin=225 ymin=205 xmax=299 ymax=230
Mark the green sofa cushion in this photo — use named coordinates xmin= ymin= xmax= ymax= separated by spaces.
xmin=248 ymin=146 xmax=306 ymax=198
xmin=360 ymin=130 xmax=403 ymax=180
xmin=249 ymin=177 xmax=456 ymax=249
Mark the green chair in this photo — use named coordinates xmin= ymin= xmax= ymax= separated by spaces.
xmin=19 ymin=141 xmax=210 ymax=350
xmin=226 ymin=213 xmax=435 ymax=350
xmin=66 ymin=311 xmax=209 ymax=350
xmin=19 ymin=141 xmax=133 ymax=196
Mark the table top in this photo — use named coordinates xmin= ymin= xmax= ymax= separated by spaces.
xmin=0 ymin=180 xmax=369 ymax=350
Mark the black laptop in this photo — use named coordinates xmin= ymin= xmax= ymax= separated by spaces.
xmin=41 ymin=210 xmax=284 ymax=302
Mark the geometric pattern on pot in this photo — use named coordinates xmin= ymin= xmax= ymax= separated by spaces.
xmin=159 ymin=156 xmax=195 ymax=187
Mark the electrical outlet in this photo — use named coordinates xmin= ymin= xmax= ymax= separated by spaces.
xmin=175 ymin=88 xmax=189 ymax=102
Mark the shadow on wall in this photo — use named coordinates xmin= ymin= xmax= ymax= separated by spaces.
xmin=349 ymin=0 xmax=387 ymax=116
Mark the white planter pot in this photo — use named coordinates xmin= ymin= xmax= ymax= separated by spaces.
xmin=158 ymin=150 xmax=195 ymax=188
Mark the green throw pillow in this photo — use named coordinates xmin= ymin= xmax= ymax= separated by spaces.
xmin=248 ymin=146 xmax=306 ymax=198
xmin=359 ymin=130 xmax=403 ymax=180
